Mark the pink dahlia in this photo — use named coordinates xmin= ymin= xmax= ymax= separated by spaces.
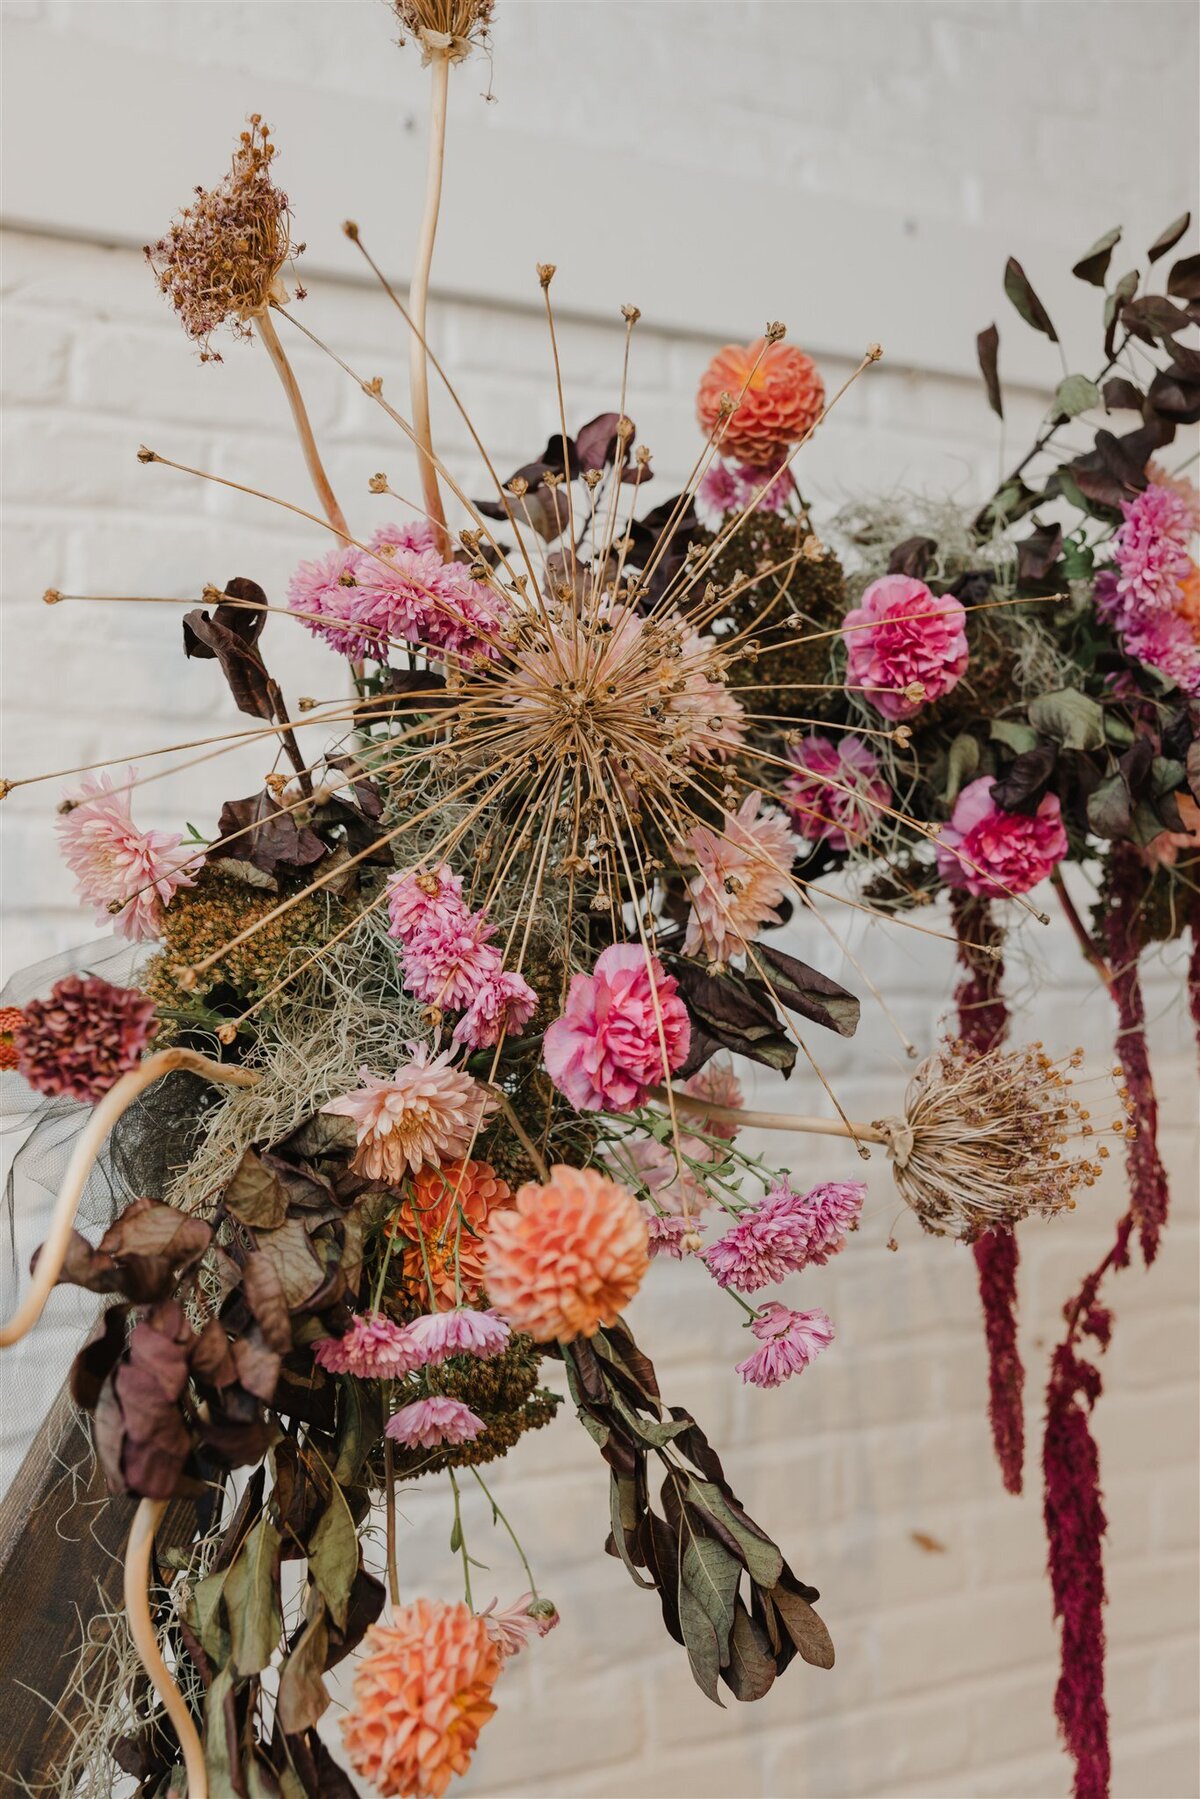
xmin=481 ymin=1593 xmax=560 ymax=1657
xmin=385 ymin=1395 xmax=485 ymax=1449
xmin=695 ymin=456 xmax=796 ymax=530
xmin=1110 ymin=481 xmax=1193 ymax=612
xmin=17 ymin=975 xmax=157 ymax=1104
xmin=405 ymin=1307 xmax=511 ymax=1366
xmin=736 ymin=1303 xmax=835 ymax=1388
xmin=452 ymin=969 xmax=539 ymax=1051
xmin=543 ymin=943 xmax=690 ymax=1113
xmin=842 ymin=575 xmax=968 ymax=721
xmin=387 ymin=864 xmax=468 ymax=945
xmin=355 ymin=526 xmax=506 ymax=669
xmin=680 ymin=790 xmax=794 ymax=963
xmin=784 ymin=733 xmax=892 ymax=851
xmin=57 ymin=771 xmax=193 ymax=941
xmin=321 ymin=1049 xmax=495 ymax=1183
xmin=936 ymin=776 xmax=1067 ymax=898
xmin=401 ymin=911 xmax=502 ymax=1012
xmin=313 ymin=1313 xmax=423 ymax=1379
xmin=287 ymin=544 xmax=376 ymax=659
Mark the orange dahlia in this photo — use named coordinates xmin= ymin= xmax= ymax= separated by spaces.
xmin=484 ymin=1164 xmax=649 ymax=1343
xmin=0 ymin=1006 xmax=24 ymax=1072
xmin=392 ymin=1159 xmax=512 ymax=1311
xmin=342 ymin=1599 xmax=502 ymax=1799
xmin=696 ymin=337 xmax=825 ymax=465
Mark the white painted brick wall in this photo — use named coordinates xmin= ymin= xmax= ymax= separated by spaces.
xmin=2 ymin=3 xmax=1197 ymax=1796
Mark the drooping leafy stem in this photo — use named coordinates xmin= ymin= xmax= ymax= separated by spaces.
xmin=447 ymin=1467 xmax=473 ymax=1608
xmin=470 ymin=1465 xmax=539 ymax=1598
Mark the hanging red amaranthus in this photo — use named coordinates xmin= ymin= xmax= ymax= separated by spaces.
xmin=1099 ymin=845 xmax=1169 ymax=1265
xmin=951 ymin=891 xmax=1024 ymax=1495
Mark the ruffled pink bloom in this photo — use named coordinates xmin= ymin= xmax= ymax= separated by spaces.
xmin=405 ymin=1308 xmax=511 ymax=1366
xmin=1095 ymin=558 xmax=1200 ymax=696
xmin=452 ymin=969 xmax=539 ymax=1050
xmin=401 ymin=912 xmax=502 ymax=1012
xmin=385 ymin=1395 xmax=485 ymax=1449
xmin=543 ymin=943 xmax=691 ymax=1113
xmin=936 ymin=776 xmax=1067 ymax=898
xmin=674 ymin=625 xmax=746 ymax=763
xmin=695 ymin=456 xmax=796 ymax=530
xmin=322 ymin=1048 xmax=495 ymax=1182
xmin=57 ymin=770 xmax=194 ymax=941
xmin=680 ymin=791 xmax=794 ymax=962
xmin=784 ymin=733 xmax=892 ymax=851
xmin=287 ymin=544 xmax=376 ymax=659
xmin=736 ymin=1303 xmax=835 ymax=1388
xmin=843 ymin=575 xmax=968 ymax=721
xmin=313 ymin=1313 xmax=423 ymax=1378
xmin=1110 ymin=482 xmax=1193 ymax=612
xmin=387 ymin=864 xmax=467 ymax=945
xmin=683 ymin=1060 xmax=743 ymax=1141
xmin=704 ymin=1177 xmax=863 ymax=1292
xmin=643 ymin=1211 xmax=692 ymax=1260
xmin=354 ymin=525 xmax=507 ymax=668
xmin=799 ymin=1180 xmax=866 ymax=1262
xmin=481 ymin=1594 xmax=560 ymax=1657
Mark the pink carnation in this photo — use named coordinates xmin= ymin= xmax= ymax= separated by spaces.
xmin=405 ymin=1308 xmax=511 ymax=1366
xmin=784 ymin=733 xmax=892 ymax=851
xmin=385 ymin=1395 xmax=485 ymax=1449
xmin=936 ymin=776 xmax=1067 ymax=898
xmin=57 ymin=770 xmax=194 ymax=941
xmin=543 ymin=943 xmax=690 ymax=1113
xmin=842 ymin=575 xmax=968 ymax=720
xmin=736 ymin=1303 xmax=835 ymax=1388
xmin=452 ymin=969 xmax=539 ymax=1050
xmin=695 ymin=457 xmax=796 ymax=530
xmin=313 ymin=1314 xmax=423 ymax=1379
xmin=287 ymin=544 xmax=376 ymax=659
xmin=680 ymin=791 xmax=794 ymax=963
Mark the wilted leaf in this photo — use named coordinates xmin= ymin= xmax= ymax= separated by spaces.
xmin=225 ymin=1514 xmax=283 ymax=1675
xmin=943 ymin=732 xmax=980 ymax=804
xmin=1028 ymin=688 xmax=1106 ymax=751
xmin=202 ymin=1666 xmax=242 ymax=1796
xmin=252 ymin=1217 xmax=326 ymax=1310
xmin=670 ymin=959 xmax=796 ymax=1076
xmin=990 ymin=719 xmax=1038 ymax=756
xmin=184 ymin=578 xmax=274 ymax=721
xmin=976 ymin=324 xmax=1002 ymax=418
xmin=189 ymin=1564 xmax=232 ymax=1666
xmin=1167 ymin=252 xmax=1200 ymax=300
xmin=772 ymin=1581 xmax=835 ymax=1669
xmin=224 ymin=1150 xmax=291 ymax=1230
xmin=242 ymin=1251 xmax=294 ymax=1354
xmin=887 ymin=536 xmax=938 ymax=579
xmin=1071 ymin=226 xmax=1121 ymax=287
xmin=309 ymin=1492 xmax=360 ymax=1631
xmin=755 ymin=944 xmax=860 ymax=1038
xmin=1147 ymin=211 xmax=1191 ymax=263
xmin=1104 ymin=270 xmax=1138 ymax=358
xmin=991 ymin=743 xmax=1057 ymax=815
xmin=1054 ymin=374 xmax=1100 ymax=419
xmin=678 ymin=1578 xmax=723 ymax=1704
xmin=1004 ymin=257 xmax=1057 ymax=341
xmin=723 ymin=1600 xmax=777 ymax=1702
xmin=687 ymin=1478 xmax=783 ymax=1588
xmin=275 ymin=1602 xmax=330 ymax=1735
xmin=209 ymin=790 xmax=326 ymax=882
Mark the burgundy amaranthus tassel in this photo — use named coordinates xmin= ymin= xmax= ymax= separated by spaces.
xmin=1100 ymin=846 xmax=1169 ymax=1265
xmin=951 ymin=893 xmax=1024 ymax=1494
xmin=1188 ymin=885 xmax=1200 ymax=1058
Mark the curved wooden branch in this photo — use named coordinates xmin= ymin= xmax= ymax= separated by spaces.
xmin=125 ymin=1496 xmax=209 ymax=1798
xmin=0 ymin=1048 xmax=259 ymax=1348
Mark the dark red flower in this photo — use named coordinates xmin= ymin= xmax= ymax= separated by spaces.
xmin=17 ymin=976 xmax=156 ymax=1103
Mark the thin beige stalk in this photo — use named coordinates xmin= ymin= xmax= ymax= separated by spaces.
xmin=410 ymin=50 xmax=452 ymax=547
xmin=258 ymin=307 xmax=350 ymax=540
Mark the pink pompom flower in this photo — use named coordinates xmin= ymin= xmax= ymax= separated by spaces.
xmin=401 ymin=911 xmax=502 ymax=1012
xmin=405 ymin=1308 xmax=511 ymax=1366
xmin=543 ymin=943 xmax=690 ymax=1113
xmin=313 ymin=1314 xmax=424 ymax=1379
xmin=452 ymin=969 xmax=539 ymax=1050
xmin=1110 ymin=481 xmax=1193 ymax=612
xmin=354 ymin=525 xmax=507 ymax=668
xmin=705 ymin=1177 xmax=864 ymax=1292
xmin=644 ymin=1212 xmax=693 ymax=1260
xmin=784 ymin=733 xmax=892 ymax=851
xmin=385 ymin=1395 xmax=485 ymax=1449
xmin=57 ymin=770 xmax=194 ymax=942
xmin=387 ymin=864 xmax=468 ymax=945
xmin=842 ymin=575 xmax=968 ymax=721
xmin=736 ymin=1303 xmax=835 ymax=1388
xmin=936 ymin=776 xmax=1067 ymax=898
xmin=287 ymin=544 xmax=377 ymax=659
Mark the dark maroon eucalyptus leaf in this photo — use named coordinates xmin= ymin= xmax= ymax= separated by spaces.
xmin=754 ymin=943 xmax=860 ymax=1037
xmin=976 ymin=323 xmax=1003 ymax=417
xmin=1101 ymin=376 xmax=1144 ymax=413
xmin=1016 ymin=522 xmax=1063 ymax=583
xmin=183 ymin=579 xmax=274 ymax=720
xmin=1071 ymin=226 xmax=1122 ymax=288
xmin=575 ymin=412 xmax=627 ymax=472
xmin=1103 ymin=270 xmax=1138 ymax=358
xmin=1120 ymin=295 xmax=1193 ymax=344
xmin=1146 ymin=366 xmax=1200 ymax=424
xmin=991 ymin=743 xmax=1058 ymax=815
xmin=1004 ymin=257 xmax=1058 ymax=341
xmin=887 ymin=536 xmax=938 ymax=579
xmin=209 ymin=790 xmax=326 ymax=882
xmin=1146 ymin=210 xmax=1191 ymax=263
xmin=668 ymin=958 xmax=797 ymax=1077
xmin=1167 ymin=251 xmax=1200 ymax=299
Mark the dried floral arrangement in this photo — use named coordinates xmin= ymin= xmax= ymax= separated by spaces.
xmin=0 ymin=7 xmax=1196 ymax=1798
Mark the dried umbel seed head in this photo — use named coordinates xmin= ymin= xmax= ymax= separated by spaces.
xmin=392 ymin=0 xmax=495 ymax=61
xmin=145 ymin=116 xmax=295 ymax=360
xmin=876 ymin=1039 xmax=1130 ymax=1242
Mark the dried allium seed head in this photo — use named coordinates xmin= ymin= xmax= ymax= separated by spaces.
xmin=145 ymin=117 xmax=295 ymax=360
xmin=876 ymin=1040 xmax=1123 ymax=1242
xmin=392 ymin=0 xmax=494 ymax=62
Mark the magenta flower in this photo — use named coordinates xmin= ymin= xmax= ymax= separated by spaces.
xmin=800 ymin=1180 xmax=866 ymax=1262
xmin=405 ymin=1308 xmax=511 ymax=1366
xmin=842 ymin=575 xmax=968 ymax=720
xmin=354 ymin=525 xmax=507 ymax=668
xmin=452 ymin=968 xmax=539 ymax=1050
xmin=784 ymin=733 xmax=892 ymax=851
xmin=543 ymin=943 xmax=691 ymax=1113
xmin=705 ymin=1177 xmax=863 ymax=1292
xmin=313 ymin=1314 xmax=423 ymax=1379
xmin=57 ymin=770 xmax=194 ymax=941
xmin=385 ymin=1395 xmax=485 ymax=1449
xmin=695 ymin=456 xmax=796 ymax=530
xmin=401 ymin=911 xmax=502 ymax=1011
xmin=936 ymin=776 xmax=1067 ymax=898
xmin=736 ymin=1303 xmax=835 ymax=1388
xmin=1110 ymin=481 xmax=1192 ymax=612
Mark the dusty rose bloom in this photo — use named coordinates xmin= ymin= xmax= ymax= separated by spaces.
xmin=680 ymin=791 xmax=794 ymax=963
xmin=842 ymin=575 xmax=968 ymax=721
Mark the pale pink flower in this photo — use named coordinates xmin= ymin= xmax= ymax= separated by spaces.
xmin=936 ymin=776 xmax=1067 ymax=898
xmin=385 ymin=1395 xmax=485 ymax=1449
xmin=387 ymin=864 xmax=468 ymax=945
xmin=1095 ymin=569 xmax=1200 ymax=694
xmin=287 ymin=544 xmax=375 ymax=659
xmin=784 ymin=733 xmax=892 ymax=851
xmin=57 ymin=770 xmax=194 ymax=941
xmin=405 ymin=1307 xmax=511 ymax=1366
xmin=695 ymin=456 xmax=796 ymax=530
xmin=313 ymin=1313 xmax=423 ymax=1378
xmin=799 ymin=1180 xmax=866 ymax=1262
xmin=607 ymin=1133 xmax=712 ymax=1218
xmin=452 ymin=969 xmax=539 ymax=1050
xmin=736 ymin=1303 xmax=835 ymax=1388
xmin=644 ymin=1211 xmax=692 ymax=1260
xmin=480 ymin=1594 xmax=560 ymax=1657
xmin=674 ymin=625 xmax=747 ymax=762
xmin=543 ymin=943 xmax=690 ymax=1113
xmin=322 ymin=1048 xmax=495 ymax=1183
xmin=680 ymin=790 xmax=794 ymax=962
xmin=843 ymin=575 xmax=968 ymax=720
xmin=682 ymin=1059 xmax=743 ymax=1141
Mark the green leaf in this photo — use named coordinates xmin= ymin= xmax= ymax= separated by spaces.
xmin=772 ymin=1584 xmax=836 ymax=1669
xmin=1004 ymin=256 xmax=1058 ymax=341
xmin=686 ymin=1479 xmax=784 ymax=1589
xmin=1103 ymin=714 xmax=1135 ymax=748
xmin=607 ymin=1474 xmax=654 ymax=1588
xmin=310 ymin=1493 xmax=359 ymax=1632
xmin=223 ymin=1150 xmax=290 ymax=1230
xmin=449 ymin=1514 xmax=463 ymax=1553
xmin=990 ymin=719 xmax=1038 ymax=756
xmin=1151 ymin=756 xmax=1185 ymax=798
xmin=943 ymin=732 xmax=981 ymax=804
xmin=1054 ymin=374 xmax=1100 ymax=419
xmin=1028 ymin=689 xmax=1106 ymax=751
xmin=189 ymin=1565 xmax=231 ymax=1667
xmin=202 ymin=1666 xmax=241 ymax=1799
xmin=224 ymin=1515 xmax=282 ymax=1676
xmin=1086 ymin=771 xmax=1131 ymax=839
xmin=682 ymin=1534 xmax=740 ymax=1664
xmin=332 ymin=1373 xmax=381 ymax=1485
xmin=677 ymin=1578 xmax=723 ymax=1704
xmin=1072 ymin=226 xmax=1121 ymax=287
xmin=275 ymin=1601 xmax=330 ymax=1735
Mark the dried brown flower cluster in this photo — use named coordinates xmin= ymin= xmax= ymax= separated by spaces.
xmin=881 ymin=1040 xmax=1133 ymax=1241
xmin=144 ymin=116 xmax=296 ymax=359
xmin=392 ymin=0 xmax=494 ymax=62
